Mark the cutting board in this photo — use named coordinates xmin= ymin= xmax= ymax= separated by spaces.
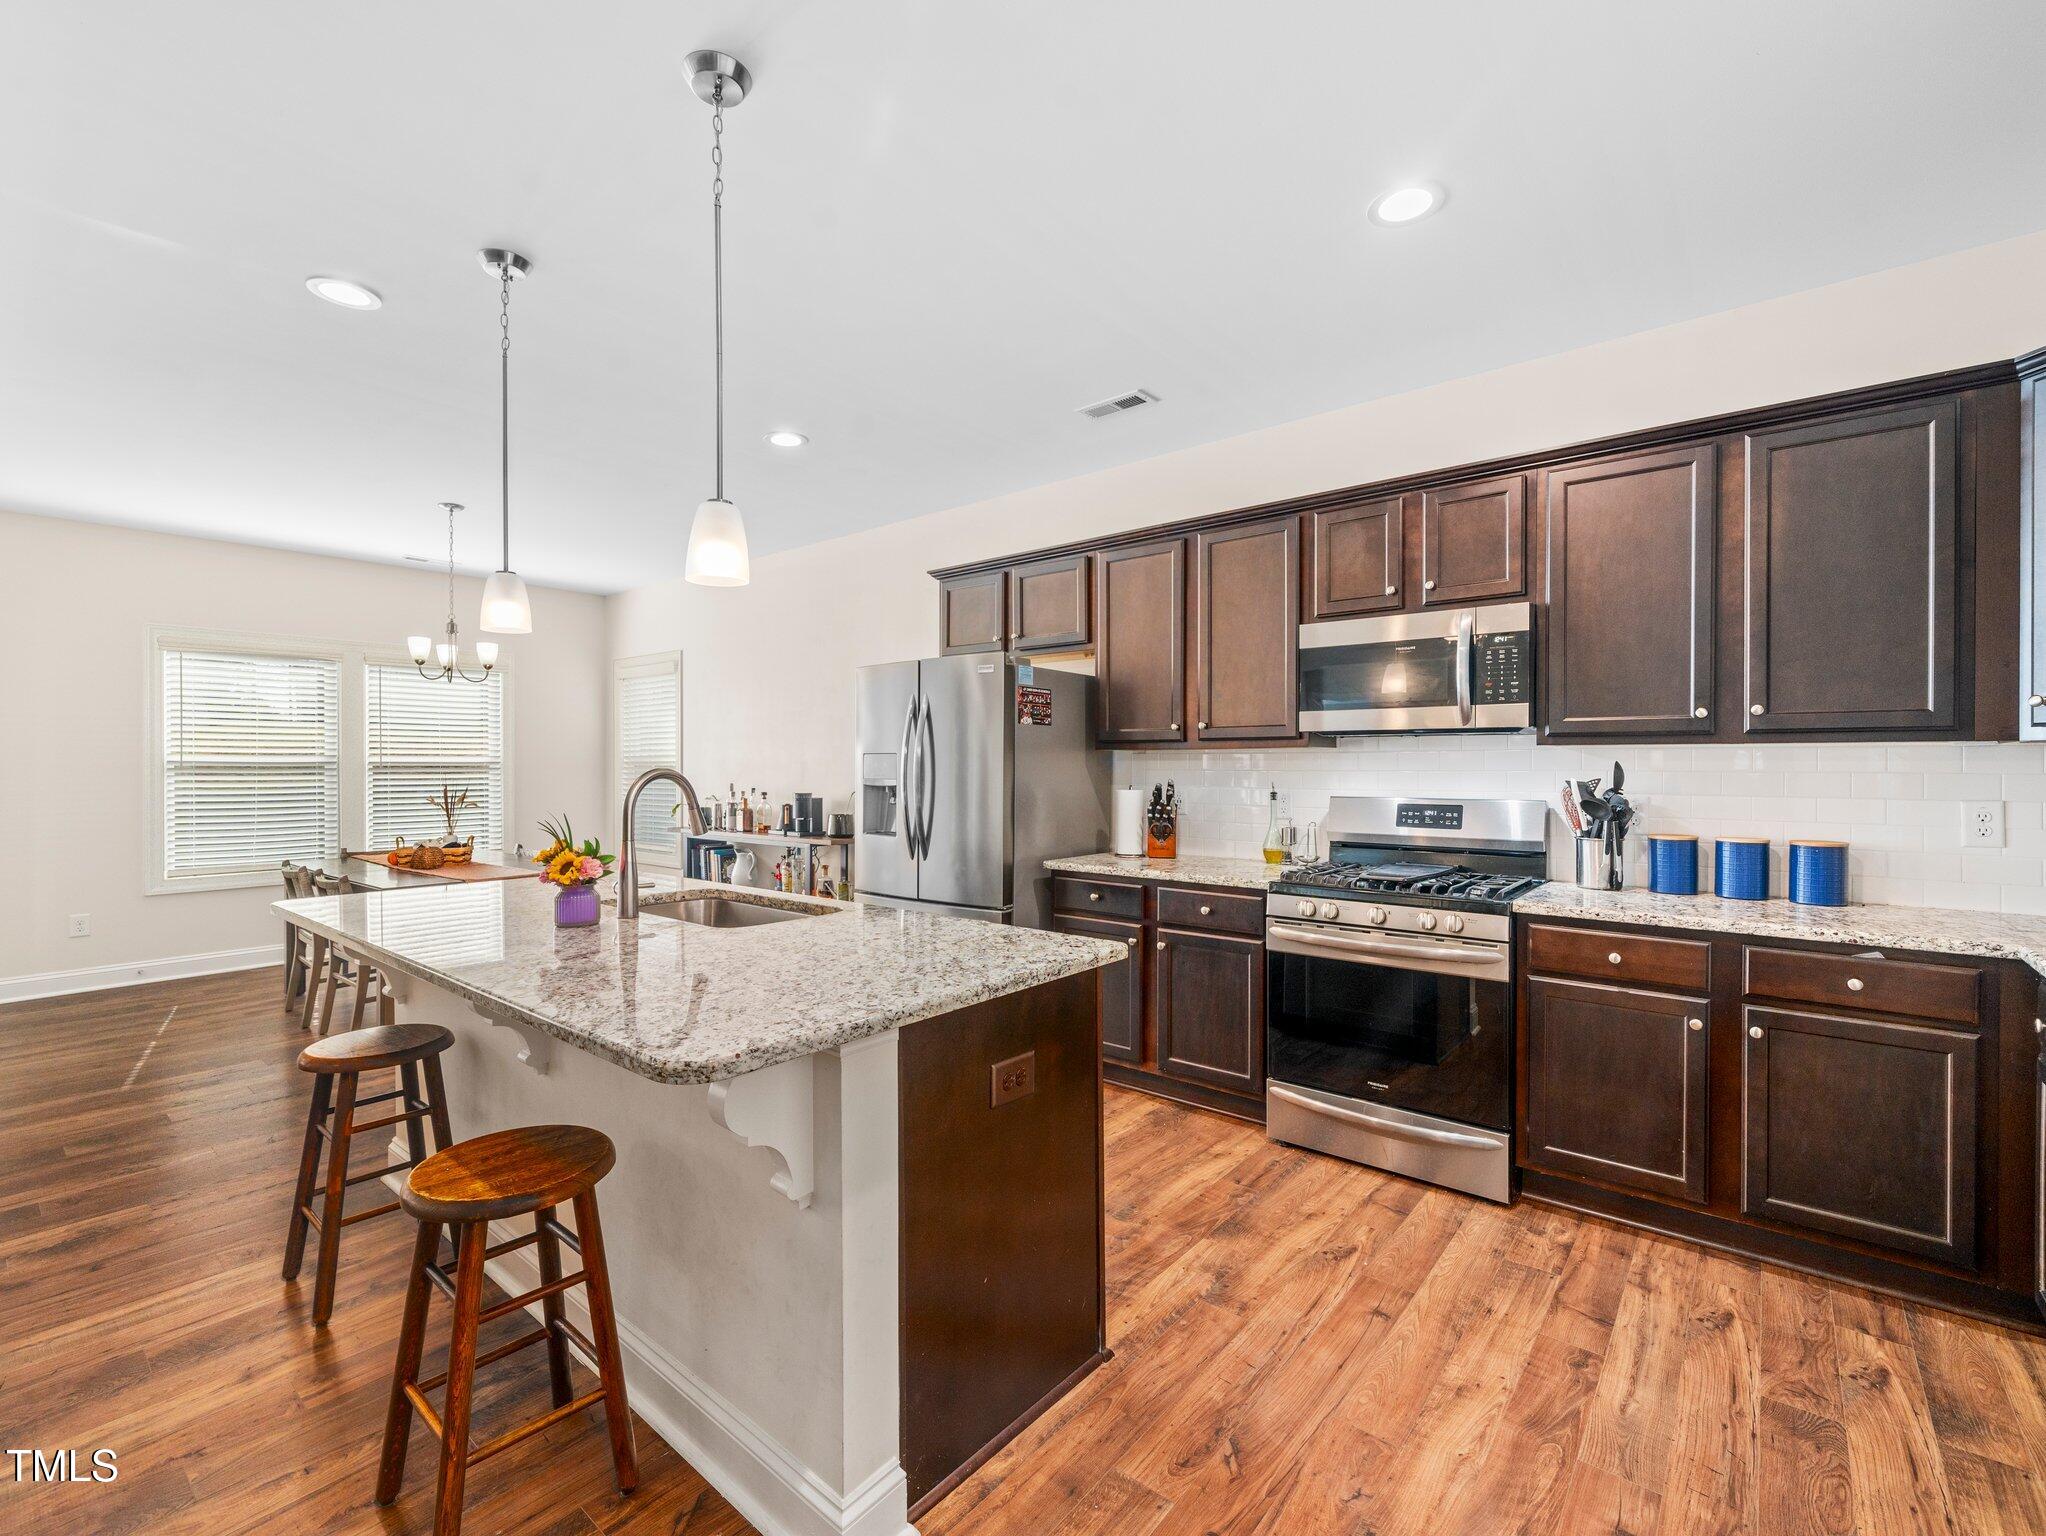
xmin=349 ymin=852 xmax=532 ymax=883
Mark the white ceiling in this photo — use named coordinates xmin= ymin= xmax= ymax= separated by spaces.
xmin=5 ymin=2 xmax=2045 ymax=593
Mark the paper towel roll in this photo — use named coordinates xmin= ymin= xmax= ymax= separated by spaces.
xmin=1112 ymin=787 xmax=1144 ymax=856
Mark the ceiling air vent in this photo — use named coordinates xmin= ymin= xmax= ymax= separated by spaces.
xmin=1077 ymin=388 xmax=1158 ymax=420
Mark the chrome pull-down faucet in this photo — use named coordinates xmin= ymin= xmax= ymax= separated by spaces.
xmin=618 ymin=767 xmax=707 ymax=919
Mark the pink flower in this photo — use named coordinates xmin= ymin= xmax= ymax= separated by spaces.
xmin=579 ymin=857 xmax=605 ymax=881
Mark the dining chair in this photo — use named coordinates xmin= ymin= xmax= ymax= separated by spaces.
xmin=282 ymin=863 xmax=321 ymax=1017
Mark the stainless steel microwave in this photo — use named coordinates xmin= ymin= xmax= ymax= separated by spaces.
xmin=1297 ymin=601 xmax=1533 ymax=733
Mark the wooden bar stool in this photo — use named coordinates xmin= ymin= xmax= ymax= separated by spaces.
xmin=376 ymin=1125 xmax=636 ymax=1536
xmin=283 ymin=1023 xmax=457 ymax=1327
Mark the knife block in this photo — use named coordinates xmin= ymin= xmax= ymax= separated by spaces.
xmin=1145 ymin=821 xmax=1178 ymax=859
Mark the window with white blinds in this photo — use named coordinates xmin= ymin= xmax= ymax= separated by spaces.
xmin=365 ymin=664 xmax=506 ymax=853
xmin=160 ymin=647 xmax=342 ymax=880
xmin=615 ymin=653 xmax=683 ymax=865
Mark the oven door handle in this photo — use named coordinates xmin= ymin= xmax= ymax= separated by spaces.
xmin=1269 ymin=1083 xmax=1500 ymax=1150
xmin=1266 ymin=921 xmax=1507 ymax=973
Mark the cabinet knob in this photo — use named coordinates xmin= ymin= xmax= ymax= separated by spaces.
xmin=1688 ymin=1018 xmax=1703 ymax=1031
xmin=1693 ymin=707 xmax=1708 ymax=719
xmin=1199 ymin=904 xmax=1212 ymax=915
xmin=2031 ymin=695 xmax=2044 ymax=707
xmin=1088 ymin=891 xmax=1101 ymax=902
xmin=2035 ymin=1017 xmax=2044 ymax=1033
xmin=1750 ymin=704 xmax=1764 ymax=716
xmin=1198 ymin=721 xmax=1207 ymax=729
xmin=1384 ymin=585 xmax=1396 ymax=596
xmin=1423 ymin=578 xmax=1437 ymax=591
xmin=1749 ymin=1025 xmax=1763 ymax=1039
xmin=1156 ymin=940 xmax=1166 ymax=951
xmin=1126 ymin=937 xmax=1137 ymax=948
xmin=1846 ymin=977 xmax=1863 ymax=992
xmin=1607 ymin=951 xmax=1623 ymax=965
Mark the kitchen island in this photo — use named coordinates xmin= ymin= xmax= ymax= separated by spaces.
xmin=274 ymin=877 xmax=1126 ymax=1536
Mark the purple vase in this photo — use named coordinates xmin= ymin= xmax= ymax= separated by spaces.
xmin=554 ymin=883 xmax=600 ymax=928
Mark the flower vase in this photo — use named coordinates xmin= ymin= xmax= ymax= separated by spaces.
xmin=554 ymin=883 xmax=600 ymax=928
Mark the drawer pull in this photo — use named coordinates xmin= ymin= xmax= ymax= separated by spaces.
xmin=1423 ymin=578 xmax=1437 ymax=591
xmin=1088 ymin=891 xmax=1101 ymax=902
xmin=1750 ymin=704 xmax=1764 ymax=716
xmin=1749 ymin=1025 xmax=1763 ymax=1039
xmin=1846 ymin=977 xmax=1863 ymax=992
xmin=1608 ymin=951 xmax=1623 ymax=965
xmin=1199 ymin=904 xmax=1212 ymax=916
xmin=1688 ymin=1018 xmax=1703 ymax=1031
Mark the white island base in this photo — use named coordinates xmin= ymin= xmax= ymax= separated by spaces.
xmin=379 ymin=963 xmax=1103 ymax=1536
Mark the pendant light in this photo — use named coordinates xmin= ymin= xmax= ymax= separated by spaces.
xmin=478 ymin=248 xmax=535 ymax=632
xmin=408 ymin=503 xmax=499 ymax=682
xmin=683 ymin=50 xmax=753 ymax=587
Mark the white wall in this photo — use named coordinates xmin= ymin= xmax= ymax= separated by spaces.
xmin=609 ymin=228 xmax=2046 ymax=852
xmin=0 ymin=510 xmax=608 ymax=988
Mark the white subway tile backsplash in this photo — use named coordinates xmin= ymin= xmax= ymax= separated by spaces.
xmin=1113 ymin=733 xmax=2046 ymax=912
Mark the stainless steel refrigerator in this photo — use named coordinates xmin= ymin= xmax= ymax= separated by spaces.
xmin=855 ymin=654 xmax=1109 ymax=926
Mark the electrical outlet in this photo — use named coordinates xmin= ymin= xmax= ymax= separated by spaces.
xmin=1965 ymin=801 xmax=2005 ymax=847
xmin=67 ymin=913 xmax=90 ymax=938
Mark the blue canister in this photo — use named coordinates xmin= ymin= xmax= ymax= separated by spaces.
xmin=1788 ymin=840 xmax=1848 ymax=907
xmin=1715 ymin=837 xmax=1769 ymax=901
xmin=1647 ymin=834 xmax=1698 ymax=896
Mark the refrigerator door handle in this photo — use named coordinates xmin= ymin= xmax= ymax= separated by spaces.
xmin=899 ymin=691 xmax=922 ymax=860
xmin=920 ymin=694 xmax=938 ymax=859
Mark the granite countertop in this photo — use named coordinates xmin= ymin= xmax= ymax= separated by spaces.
xmin=276 ymin=878 xmax=1127 ymax=1085
xmin=1514 ymin=884 xmax=2046 ymax=977
xmin=1043 ymin=852 xmax=1281 ymax=890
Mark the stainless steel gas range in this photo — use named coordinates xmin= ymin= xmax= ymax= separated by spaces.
xmin=1264 ymin=796 xmax=1549 ymax=1203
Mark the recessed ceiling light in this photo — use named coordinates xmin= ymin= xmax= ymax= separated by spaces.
xmin=1368 ymin=185 xmax=1442 ymax=226
xmin=305 ymin=276 xmax=382 ymax=310
xmin=765 ymin=430 xmax=808 ymax=449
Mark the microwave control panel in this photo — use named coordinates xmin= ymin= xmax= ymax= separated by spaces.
xmin=1473 ymin=632 xmax=1531 ymax=705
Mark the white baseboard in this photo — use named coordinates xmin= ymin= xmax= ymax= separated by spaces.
xmin=0 ymin=943 xmax=283 ymax=1004
xmin=378 ymin=1157 xmax=914 ymax=1536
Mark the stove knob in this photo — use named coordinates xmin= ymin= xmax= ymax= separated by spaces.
xmin=1444 ymin=914 xmax=1465 ymax=933
xmin=1418 ymin=912 xmax=1438 ymax=931
xmin=1318 ymin=901 xmax=1341 ymax=921
xmin=1296 ymin=899 xmax=1316 ymax=918
xmin=1368 ymin=907 xmax=1389 ymax=925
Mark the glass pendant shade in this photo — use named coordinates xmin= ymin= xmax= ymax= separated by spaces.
xmin=475 ymin=640 xmax=499 ymax=669
xmin=685 ymin=497 xmax=750 ymax=586
xmin=436 ymin=641 xmax=457 ymax=668
xmin=479 ymin=570 xmax=532 ymax=633
xmin=407 ymin=635 xmax=432 ymax=664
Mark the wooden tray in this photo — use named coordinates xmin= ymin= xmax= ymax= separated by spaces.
xmin=349 ymin=852 xmax=533 ymax=883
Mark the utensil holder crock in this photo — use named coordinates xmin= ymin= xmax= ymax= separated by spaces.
xmin=1574 ymin=835 xmax=1623 ymax=890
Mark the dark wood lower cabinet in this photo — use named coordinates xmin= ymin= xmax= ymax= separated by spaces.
xmin=1742 ymin=1004 xmax=1978 ymax=1266
xmin=1523 ymin=978 xmax=1709 ymax=1202
xmin=1517 ymin=916 xmax=2038 ymax=1331
xmin=1154 ymin=926 xmax=1264 ymax=1096
xmin=1051 ymin=912 xmax=1143 ymax=1063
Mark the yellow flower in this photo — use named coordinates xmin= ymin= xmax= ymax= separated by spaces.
xmin=532 ymin=840 xmax=566 ymax=867
xmin=545 ymin=849 xmax=582 ymax=887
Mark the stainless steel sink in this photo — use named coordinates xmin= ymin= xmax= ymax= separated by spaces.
xmin=638 ymin=893 xmax=822 ymax=928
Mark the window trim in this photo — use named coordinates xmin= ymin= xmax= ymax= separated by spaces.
xmin=611 ymin=651 xmax=684 ymax=870
xmin=146 ymin=627 xmax=514 ymax=896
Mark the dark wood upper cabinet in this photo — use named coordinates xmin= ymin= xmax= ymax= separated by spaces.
xmin=1744 ymin=400 xmax=1959 ymax=733
xmin=2024 ymin=365 xmax=2046 ymax=733
xmin=938 ymin=570 xmax=1006 ymax=655
xmin=1305 ymin=495 xmax=1406 ymax=619
xmin=1542 ymin=445 xmax=1718 ymax=738
xmin=1051 ymin=912 xmax=1142 ymax=1064
xmin=1420 ymin=473 xmax=1526 ymax=605
xmin=1095 ymin=538 xmax=1186 ymax=743
xmin=1742 ymin=1004 xmax=1977 ymax=1266
xmin=1193 ymin=518 xmax=1299 ymax=741
xmin=1009 ymin=553 xmax=1092 ymax=652
xmin=1523 ymin=977 xmax=1710 ymax=1203
xmin=1154 ymin=926 xmax=1263 ymax=1096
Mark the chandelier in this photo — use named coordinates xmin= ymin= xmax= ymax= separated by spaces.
xmin=408 ymin=502 xmax=497 ymax=683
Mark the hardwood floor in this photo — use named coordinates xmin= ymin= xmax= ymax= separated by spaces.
xmin=6 ymin=971 xmax=2046 ymax=1534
